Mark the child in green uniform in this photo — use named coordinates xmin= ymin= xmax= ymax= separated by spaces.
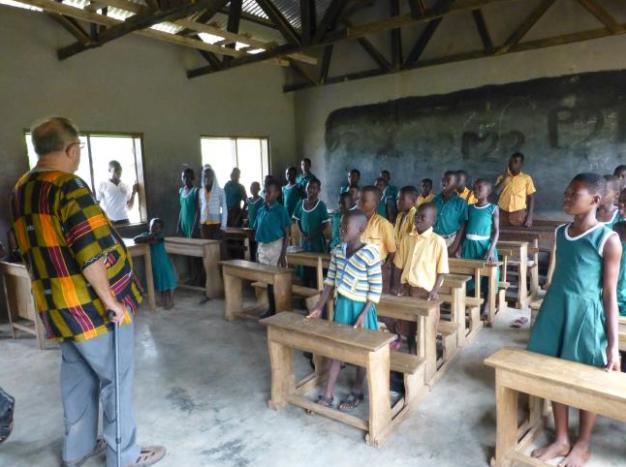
xmin=329 ymin=192 xmax=355 ymax=251
xmin=307 ymin=210 xmax=382 ymax=411
xmin=177 ymin=168 xmax=199 ymax=238
xmin=282 ymin=167 xmax=301 ymax=218
xmin=528 ymin=173 xmax=622 ymax=466
xmin=340 ymin=168 xmax=360 ymax=194
xmin=459 ymin=179 xmax=499 ymax=317
xmin=296 ymin=158 xmax=315 ymax=197
xmin=597 ymin=175 xmax=621 ymax=228
xmin=245 ymin=181 xmax=262 ymax=261
xmin=293 ymin=178 xmax=329 ymax=285
xmin=134 ymin=218 xmax=177 ymax=309
xmin=224 ymin=168 xmax=247 ymax=227
xmin=375 ymin=176 xmax=397 ymax=221
xmin=433 ymin=171 xmax=468 ymax=256
xmin=615 ymin=188 xmax=626 ymax=371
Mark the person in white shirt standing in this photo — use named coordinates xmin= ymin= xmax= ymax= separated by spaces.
xmin=98 ymin=160 xmax=139 ymax=225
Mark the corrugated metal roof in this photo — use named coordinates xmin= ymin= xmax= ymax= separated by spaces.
xmin=241 ymin=0 xmax=336 ymax=31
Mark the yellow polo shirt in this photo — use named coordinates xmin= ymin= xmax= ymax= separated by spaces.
xmin=459 ymin=187 xmax=477 ymax=205
xmin=394 ymin=227 xmax=449 ymax=291
xmin=496 ymin=171 xmax=536 ymax=212
xmin=415 ymin=193 xmax=434 ymax=208
xmin=394 ymin=207 xmax=416 ymax=246
xmin=361 ymin=213 xmax=396 ymax=261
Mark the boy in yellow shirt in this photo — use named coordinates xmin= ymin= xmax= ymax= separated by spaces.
xmin=495 ymin=152 xmax=536 ymax=227
xmin=390 ymin=203 xmax=449 ymax=351
xmin=456 ymin=170 xmax=477 ymax=205
xmin=415 ymin=178 xmax=434 ymax=207
xmin=394 ymin=186 xmax=418 ymax=246
xmin=359 ymin=185 xmax=396 ymax=291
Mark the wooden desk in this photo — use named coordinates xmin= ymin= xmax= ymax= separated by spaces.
xmin=496 ymin=239 xmax=530 ymax=309
xmin=124 ymin=239 xmax=156 ymax=312
xmin=0 ymin=261 xmax=48 ymax=349
xmin=449 ymin=258 xmax=500 ymax=326
xmin=220 ymin=260 xmax=292 ymax=320
xmin=286 ymin=252 xmax=330 ymax=291
xmin=485 ymin=347 xmax=626 ymax=466
xmin=440 ymin=274 xmax=477 ymax=347
xmin=165 ymin=237 xmax=223 ymax=298
xmin=223 ymin=227 xmax=254 ymax=260
xmin=619 ymin=317 xmax=626 ymax=352
xmin=261 ymin=312 xmax=396 ymax=447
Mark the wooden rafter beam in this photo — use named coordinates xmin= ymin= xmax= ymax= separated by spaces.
xmin=290 ymin=61 xmax=317 ymax=85
xmin=407 ymin=0 xmax=425 ymax=18
xmin=58 ymin=0 xmax=229 ymax=60
xmin=575 ymin=0 xmax=620 ymax=34
xmin=342 ymin=18 xmax=391 ymax=71
xmin=471 ymin=8 xmax=492 ymax=53
xmin=47 ymin=13 xmax=92 ymax=44
xmin=390 ymin=0 xmax=403 ymax=68
xmin=404 ymin=0 xmax=455 ymax=67
xmin=319 ymin=45 xmax=334 ymax=84
xmin=300 ymin=0 xmax=316 ymax=45
xmin=284 ymin=22 xmax=626 ymax=92
xmin=223 ymin=0 xmax=241 ymax=64
xmin=313 ymin=0 xmax=349 ymax=43
xmin=255 ymin=0 xmax=301 ymax=45
xmin=496 ymin=0 xmax=556 ymax=55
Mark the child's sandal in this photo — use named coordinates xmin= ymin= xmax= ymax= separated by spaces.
xmin=316 ymin=395 xmax=334 ymax=408
xmin=338 ymin=392 xmax=364 ymax=411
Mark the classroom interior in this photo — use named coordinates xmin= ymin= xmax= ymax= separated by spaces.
xmin=1 ymin=1 xmax=626 ymax=466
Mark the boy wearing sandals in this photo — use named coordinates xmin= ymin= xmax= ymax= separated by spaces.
xmin=307 ymin=209 xmax=382 ymax=410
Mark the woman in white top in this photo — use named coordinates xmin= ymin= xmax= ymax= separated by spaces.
xmin=199 ymin=165 xmax=227 ymax=239
xmin=97 ymin=160 xmax=138 ymax=225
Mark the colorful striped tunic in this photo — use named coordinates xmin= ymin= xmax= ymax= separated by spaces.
xmin=324 ymin=243 xmax=382 ymax=303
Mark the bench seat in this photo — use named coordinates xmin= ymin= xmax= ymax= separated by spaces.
xmin=390 ymin=352 xmax=424 ymax=375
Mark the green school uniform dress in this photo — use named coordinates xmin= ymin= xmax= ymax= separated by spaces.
xmin=339 ymin=184 xmax=352 ymax=194
xmin=293 ymin=199 xmax=330 ymax=253
xmin=329 ymin=211 xmax=343 ymax=251
xmin=224 ymin=181 xmax=245 ymax=210
xmin=618 ymin=241 xmax=626 ymax=316
xmin=601 ymin=209 xmax=622 ymax=229
xmin=296 ymin=173 xmax=315 ymax=194
xmin=376 ymin=185 xmax=397 ymax=220
xmin=462 ymin=203 xmax=500 ymax=290
xmin=246 ymin=196 xmax=263 ymax=228
xmin=433 ymin=192 xmax=469 ymax=238
xmin=135 ymin=233 xmax=177 ymax=292
xmin=254 ymin=202 xmax=291 ymax=244
xmin=282 ymin=183 xmax=301 ymax=218
xmin=528 ymin=223 xmax=615 ymax=367
xmin=178 ymin=186 xmax=199 ymax=238
xmin=325 ymin=244 xmax=382 ymax=330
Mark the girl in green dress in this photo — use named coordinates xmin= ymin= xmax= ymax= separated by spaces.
xmin=282 ymin=167 xmax=301 ymax=219
xmin=329 ymin=192 xmax=355 ymax=251
xmin=597 ymin=175 xmax=621 ymax=228
xmin=528 ymin=173 xmax=622 ymax=466
xmin=307 ymin=210 xmax=382 ymax=411
xmin=134 ymin=218 xmax=177 ymax=309
xmin=177 ymin=168 xmax=199 ymax=238
xmin=293 ymin=178 xmax=329 ymax=286
xmin=459 ymin=179 xmax=499 ymax=316
xmin=246 ymin=181 xmax=263 ymax=262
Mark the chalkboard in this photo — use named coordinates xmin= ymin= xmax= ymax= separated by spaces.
xmin=323 ymin=70 xmax=626 ymax=211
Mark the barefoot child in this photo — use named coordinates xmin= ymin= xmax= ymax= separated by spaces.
xmin=359 ymin=185 xmax=396 ymax=292
xmin=458 ymin=179 xmax=499 ymax=316
xmin=329 ymin=192 xmax=355 ymax=251
xmin=597 ymin=175 xmax=621 ymax=228
xmin=433 ymin=171 xmax=468 ymax=256
xmin=394 ymin=186 xmax=418 ymax=246
xmin=528 ymin=173 xmax=622 ymax=466
xmin=134 ymin=218 xmax=177 ymax=309
xmin=415 ymin=178 xmax=434 ymax=208
xmin=254 ymin=179 xmax=291 ymax=318
xmin=307 ymin=210 xmax=382 ymax=410
xmin=293 ymin=178 xmax=330 ymax=286
xmin=245 ymin=181 xmax=263 ymax=261
xmin=177 ymin=168 xmax=199 ymax=238
xmin=391 ymin=203 xmax=449 ymax=351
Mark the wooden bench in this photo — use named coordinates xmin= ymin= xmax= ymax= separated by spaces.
xmin=261 ymin=312 xmax=397 ymax=447
xmin=0 ymin=261 xmax=49 ymax=350
xmin=251 ymin=281 xmax=320 ymax=312
xmin=123 ymin=238 xmax=156 ymax=312
xmin=220 ymin=260 xmax=292 ymax=320
xmin=286 ymin=251 xmax=330 ymax=290
xmin=164 ymin=237 xmax=223 ymax=298
xmin=485 ymin=347 xmax=626 ymax=467
xmin=222 ymin=227 xmax=254 ymax=260
xmin=619 ymin=316 xmax=626 ymax=352
xmin=449 ymin=258 xmax=500 ymax=326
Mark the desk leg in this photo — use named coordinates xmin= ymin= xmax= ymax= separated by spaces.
xmin=144 ymin=249 xmax=156 ymax=312
xmin=204 ymin=244 xmax=224 ymax=298
xmin=517 ymin=245 xmax=528 ymax=309
xmin=423 ymin=310 xmax=438 ymax=385
xmin=494 ymin=370 xmax=518 ymax=467
xmin=223 ymin=273 xmax=242 ymax=321
xmin=366 ymin=347 xmax=391 ymax=447
xmin=273 ymin=275 xmax=292 ymax=313
xmin=453 ymin=288 xmax=465 ymax=348
xmin=267 ymin=329 xmax=294 ymax=410
xmin=488 ymin=269 xmax=497 ymax=325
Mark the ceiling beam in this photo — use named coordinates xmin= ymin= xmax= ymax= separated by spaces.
xmin=407 ymin=0 xmax=425 ymax=18
xmin=403 ymin=0 xmax=455 ymax=67
xmin=343 ymin=18 xmax=391 ymax=71
xmin=390 ymin=0 xmax=403 ymax=68
xmin=46 ymin=13 xmax=92 ymax=44
xmin=313 ymin=0 xmax=350 ymax=43
xmin=496 ymin=0 xmax=556 ymax=55
xmin=319 ymin=45 xmax=334 ymax=84
xmin=255 ymin=0 xmax=301 ymax=45
xmin=575 ymin=0 xmax=620 ymax=34
xmin=290 ymin=61 xmax=317 ymax=85
xmin=300 ymin=0 xmax=316 ymax=45
xmin=58 ymin=0 xmax=229 ymax=60
xmin=223 ymin=0 xmax=241 ymax=64
xmin=471 ymin=8 xmax=493 ymax=53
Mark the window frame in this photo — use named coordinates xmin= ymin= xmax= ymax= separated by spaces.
xmin=23 ymin=129 xmax=149 ymax=225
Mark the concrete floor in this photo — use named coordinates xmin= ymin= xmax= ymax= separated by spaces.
xmin=0 ymin=290 xmax=625 ymax=467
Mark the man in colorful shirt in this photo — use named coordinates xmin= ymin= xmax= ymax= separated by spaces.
xmin=11 ymin=117 xmax=165 ymax=467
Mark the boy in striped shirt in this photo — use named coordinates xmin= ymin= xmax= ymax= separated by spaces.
xmin=307 ymin=209 xmax=382 ymax=411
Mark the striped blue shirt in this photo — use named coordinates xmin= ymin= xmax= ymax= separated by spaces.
xmin=324 ymin=243 xmax=383 ymax=304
